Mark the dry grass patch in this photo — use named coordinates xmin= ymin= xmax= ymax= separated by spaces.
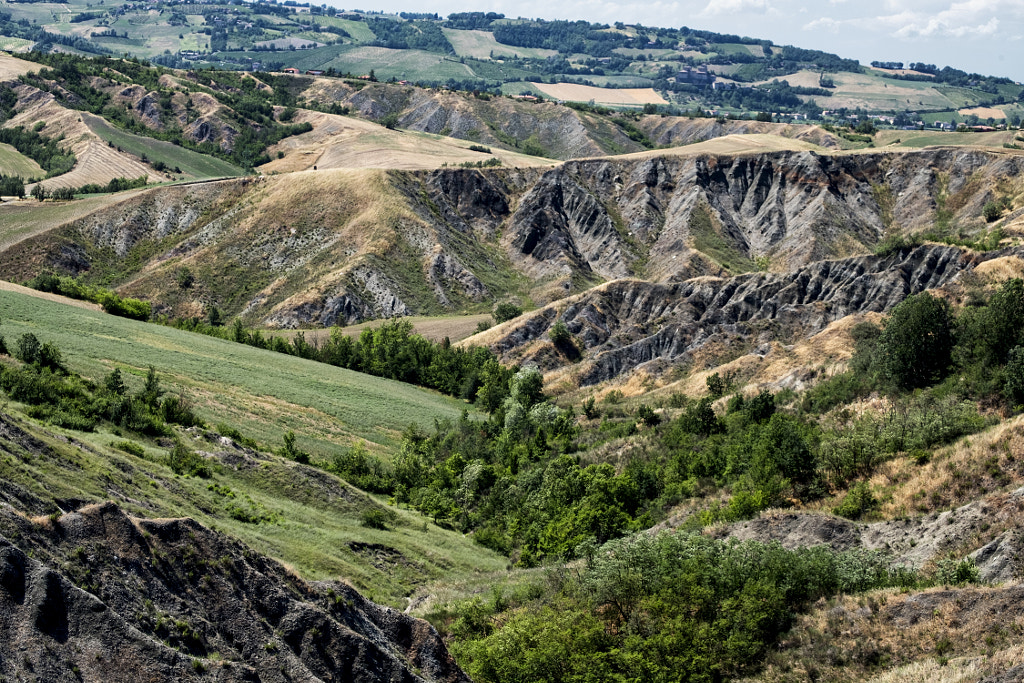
xmin=260 ymin=109 xmax=555 ymax=172
xmin=958 ymin=106 xmax=1007 ymax=120
xmin=874 ymin=415 xmax=1024 ymax=519
xmin=742 ymin=586 xmax=1024 ymax=683
xmin=529 ymin=82 xmax=667 ymax=106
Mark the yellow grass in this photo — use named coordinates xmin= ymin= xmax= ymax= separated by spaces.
xmin=0 ymin=51 xmax=39 ymax=80
xmin=745 ymin=587 xmax=1024 ymax=683
xmin=600 ymin=133 xmax=826 ymax=161
xmin=528 ymin=82 xmax=667 ymax=106
xmin=260 ymin=109 xmax=556 ymax=172
xmin=5 ymin=87 xmax=167 ymax=191
xmin=958 ymin=106 xmax=1007 ymax=119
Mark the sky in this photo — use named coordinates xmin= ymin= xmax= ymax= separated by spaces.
xmin=350 ymin=0 xmax=1024 ymax=82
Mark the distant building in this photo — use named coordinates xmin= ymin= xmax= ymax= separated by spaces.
xmin=676 ymin=66 xmax=714 ymax=86
xmin=283 ymin=68 xmax=299 ymax=74
xmin=305 ymin=69 xmax=324 ymax=75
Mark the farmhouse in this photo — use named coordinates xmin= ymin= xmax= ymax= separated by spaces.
xmin=282 ymin=67 xmax=299 ymax=74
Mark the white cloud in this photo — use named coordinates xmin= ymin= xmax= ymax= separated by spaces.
xmin=699 ymin=0 xmax=770 ymax=16
xmin=803 ymin=17 xmax=843 ymax=31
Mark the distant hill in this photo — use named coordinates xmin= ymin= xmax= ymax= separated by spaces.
xmin=0 ymin=1 xmax=1020 ymax=122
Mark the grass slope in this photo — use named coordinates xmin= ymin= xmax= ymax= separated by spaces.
xmin=83 ymin=114 xmax=244 ymax=179
xmin=0 ymin=142 xmax=44 ymax=179
xmin=0 ymin=289 xmax=470 ymax=453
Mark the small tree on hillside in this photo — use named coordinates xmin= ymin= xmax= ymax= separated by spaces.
xmin=877 ymin=292 xmax=954 ymax=391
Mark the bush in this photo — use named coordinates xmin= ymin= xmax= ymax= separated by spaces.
xmin=832 ymin=481 xmax=878 ymax=520
xmin=876 ymin=292 xmax=953 ymax=391
xmin=280 ymin=430 xmax=309 ymax=464
xmin=493 ymin=302 xmax=523 ymax=323
xmin=361 ymin=507 xmax=397 ymax=530
xmin=167 ymin=443 xmax=211 ymax=478
xmin=706 ymin=372 xmax=726 ymax=398
xmin=98 ymin=292 xmax=151 ymax=321
xmin=983 ymin=201 xmax=1003 ymax=223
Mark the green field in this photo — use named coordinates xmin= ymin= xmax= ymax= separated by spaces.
xmin=0 ymin=289 xmax=470 ymax=453
xmin=83 ymin=114 xmax=243 ymax=179
xmin=443 ymin=28 xmax=557 ymax=59
xmin=875 ymin=129 xmax=1015 ymax=148
xmin=312 ymin=15 xmax=376 ymax=42
xmin=284 ymin=45 xmax=477 ymax=81
xmin=0 ymin=142 xmax=44 ymax=179
xmin=0 ymin=290 xmax=506 ymax=602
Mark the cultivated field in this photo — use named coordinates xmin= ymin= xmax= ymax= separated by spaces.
xmin=311 ymin=15 xmax=376 ymax=42
xmin=260 ymin=109 xmax=557 ymax=172
xmin=83 ymin=114 xmax=243 ymax=179
xmin=958 ymin=106 xmax=1008 ymax=119
xmin=0 ymin=289 xmax=470 ymax=452
xmin=0 ymin=142 xmax=44 ymax=179
xmin=0 ymin=189 xmax=152 ymax=252
xmin=529 ymin=82 xmax=668 ymax=106
xmin=284 ymin=45 xmax=477 ymax=82
xmin=757 ymin=69 xmax=973 ymax=112
xmin=269 ymin=313 xmax=494 ymax=345
xmin=443 ymin=28 xmax=557 ymax=59
xmin=0 ymin=290 xmax=506 ymax=602
xmin=874 ymin=129 xmax=1016 ymax=149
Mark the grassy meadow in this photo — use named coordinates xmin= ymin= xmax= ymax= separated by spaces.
xmin=0 ymin=142 xmax=44 ymax=179
xmin=0 ymin=287 xmax=509 ymax=603
xmin=0 ymin=289 xmax=470 ymax=453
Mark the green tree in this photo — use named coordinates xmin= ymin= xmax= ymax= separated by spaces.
xmin=706 ymin=372 xmax=726 ymax=397
xmin=493 ymin=302 xmax=523 ymax=323
xmin=983 ymin=201 xmax=1004 ymax=223
xmin=876 ymin=292 xmax=954 ymax=391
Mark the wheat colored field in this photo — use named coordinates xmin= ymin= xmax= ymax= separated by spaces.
xmin=260 ymin=109 xmax=557 ymax=172
xmin=958 ymin=106 xmax=1008 ymax=119
xmin=529 ymin=82 xmax=668 ymax=106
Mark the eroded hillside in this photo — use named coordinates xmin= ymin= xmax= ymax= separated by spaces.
xmin=0 ymin=498 xmax=467 ymax=683
xmin=2 ymin=147 xmax=1021 ymax=337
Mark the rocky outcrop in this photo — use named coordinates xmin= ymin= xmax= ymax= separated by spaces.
xmin=722 ymin=484 xmax=1024 ymax=582
xmin=0 ymin=501 xmax=469 ymax=683
xmin=484 ymin=243 xmax=990 ymax=384
xmin=3 ymin=147 xmax=1020 ymax=328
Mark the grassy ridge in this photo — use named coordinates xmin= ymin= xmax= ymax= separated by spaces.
xmin=0 ymin=289 xmax=469 ymax=453
xmin=83 ymin=114 xmax=244 ymax=179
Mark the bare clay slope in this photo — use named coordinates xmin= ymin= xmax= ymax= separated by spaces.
xmin=476 ymin=243 xmax=997 ymax=385
xmin=0 ymin=499 xmax=467 ymax=683
xmin=2 ymin=148 xmax=1020 ymax=330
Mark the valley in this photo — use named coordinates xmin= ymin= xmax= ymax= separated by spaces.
xmin=0 ymin=12 xmax=1022 ymax=683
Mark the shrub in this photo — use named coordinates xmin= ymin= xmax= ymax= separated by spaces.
xmin=876 ymin=292 xmax=953 ymax=391
xmin=280 ymin=430 xmax=309 ymax=464
xmin=706 ymin=372 xmax=726 ymax=398
xmin=361 ymin=507 xmax=396 ymax=530
xmin=167 ymin=443 xmax=211 ymax=478
xmin=832 ymin=481 xmax=878 ymax=520
xmin=112 ymin=440 xmax=146 ymax=457
xmin=983 ymin=201 xmax=1003 ymax=223
xmin=493 ymin=302 xmax=523 ymax=323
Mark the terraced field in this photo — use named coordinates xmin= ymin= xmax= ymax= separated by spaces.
xmin=82 ymin=113 xmax=244 ymax=179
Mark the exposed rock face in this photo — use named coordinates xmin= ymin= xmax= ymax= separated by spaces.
xmin=0 ymin=501 xmax=469 ymax=683
xmin=2 ymin=148 xmax=1020 ymax=330
xmin=722 ymin=484 xmax=1024 ymax=581
xmin=486 ymin=244 xmax=992 ymax=385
